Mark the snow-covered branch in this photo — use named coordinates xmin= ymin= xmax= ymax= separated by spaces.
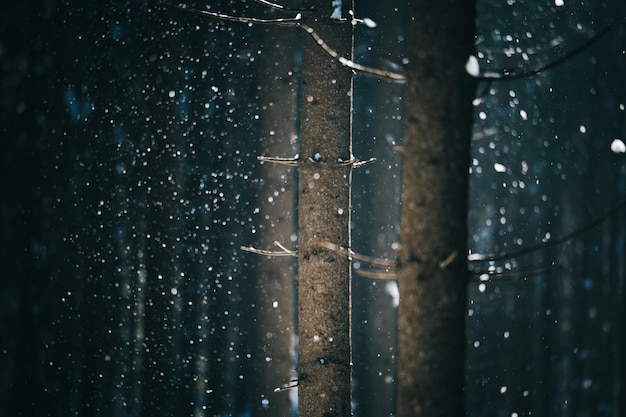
xmin=301 ymin=23 xmax=405 ymax=82
xmin=163 ymin=1 xmax=406 ymax=82
xmin=253 ymin=0 xmax=314 ymax=12
xmin=273 ymin=378 xmax=300 ymax=392
xmin=163 ymin=2 xmax=303 ymax=25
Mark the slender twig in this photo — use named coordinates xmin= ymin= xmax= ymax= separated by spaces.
xmin=253 ymin=0 xmax=314 ymax=12
xmin=475 ymin=34 xmax=565 ymax=57
xmin=314 ymin=240 xmax=396 ymax=268
xmin=163 ymin=2 xmax=405 ymax=82
xmin=241 ymin=241 xmax=296 ymax=257
xmin=335 ymin=157 xmax=376 ymax=167
xmin=468 ymin=198 xmax=626 ymax=262
xmin=474 ymin=26 xmax=611 ymax=81
xmin=438 ymin=251 xmax=458 ymax=270
xmin=470 ymin=262 xmax=560 ymax=281
xmin=273 ymin=379 xmax=300 ymax=392
xmin=163 ymin=2 xmax=303 ymax=25
xmin=300 ymin=23 xmax=406 ymax=82
xmin=351 ymin=17 xmax=377 ymax=28
xmin=355 ymin=269 xmax=397 ymax=279
xmin=257 ymin=155 xmax=299 ymax=166
xmin=352 ymin=158 xmax=376 ymax=168
xmin=355 ymin=256 xmax=555 ymax=280
xmin=273 ymin=241 xmax=293 ymax=253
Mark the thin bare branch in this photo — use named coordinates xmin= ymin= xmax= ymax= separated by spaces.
xmin=253 ymin=0 xmax=314 ymax=12
xmin=473 ymin=26 xmax=611 ymax=81
xmin=241 ymin=241 xmax=296 ymax=257
xmin=345 ymin=157 xmax=377 ymax=167
xmin=257 ymin=155 xmax=299 ymax=166
xmin=438 ymin=251 xmax=458 ymax=270
xmin=273 ymin=379 xmax=300 ymax=392
xmin=163 ymin=2 xmax=302 ymax=25
xmin=470 ymin=262 xmax=559 ymax=281
xmin=351 ymin=17 xmax=377 ymax=28
xmin=273 ymin=241 xmax=293 ymax=253
xmin=328 ymin=156 xmax=377 ymax=167
xmin=468 ymin=198 xmax=626 ymax=262
xmin=301 ymin=23 xmax=406 ymax=82
xmin=164 ymin=2 xmax=405 ymax=82
xmin=314 ymin=240 xmax=396 ymax=268
xmin=355 ymin=269 xmax=397 ymax=279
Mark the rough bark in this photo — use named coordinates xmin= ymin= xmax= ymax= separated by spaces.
xmin=296 ymin=0 xmax=354 ymax=416
xmin=396 ymin=2 xmax=476 ymax=417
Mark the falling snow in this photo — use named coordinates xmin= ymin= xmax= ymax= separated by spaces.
xmin=4 ymin=1 xmax=625 ymax=417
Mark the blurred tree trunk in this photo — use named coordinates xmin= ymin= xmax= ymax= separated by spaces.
xmin=0 ymin=2 xmax=54 ymax=415
xmin=1 ymin=1 xmax=263 ymax=415
xmin=296 ymin=0 xmax=354 ymax=416
xmin=249 ymin=22 xmax=299 ymax=416
xmin=396 ymin=1 xmax=475 ymax=416
xmin=350 ymin=0 xmax=407 ymax=414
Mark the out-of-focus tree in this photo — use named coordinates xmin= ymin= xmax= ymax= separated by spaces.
xmin=395 ymin=1 xmax=476 ymax=416
xmin=1 ymin=1 xmax=264 ymax=415
xmin=248 ymin=20 xmax=299 ymax=417
xmin=465 ymin=1 xmax=626 ymax=416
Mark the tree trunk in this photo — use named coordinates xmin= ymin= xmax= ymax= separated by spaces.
xmin=396 ymin=2 xmax=476 ymax=417
xmin=296 ymin=0 xmax=354 ymax=416
xmin=250 ymin=23 xmax=299 ymax=417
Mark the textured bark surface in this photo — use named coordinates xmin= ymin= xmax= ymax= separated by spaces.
xmin=396 ymin=2 xmax=476 ymax=417
xmin=297 ymin=1 xmax=354 ymax=416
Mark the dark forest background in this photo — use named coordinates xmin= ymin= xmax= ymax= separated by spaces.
xmin=2 ymin=0 xmax=626 ymax=416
